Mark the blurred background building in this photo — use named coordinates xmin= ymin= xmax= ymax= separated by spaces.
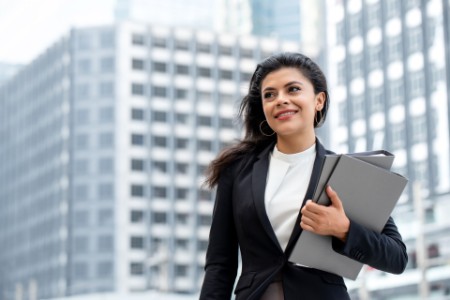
xmin=1 ymin=0 xmax=450 ymax=299
xmin=327 ymin=0 xmax=450 ymax=298
xmin=0 ymin=22 xmax=297 ymax=300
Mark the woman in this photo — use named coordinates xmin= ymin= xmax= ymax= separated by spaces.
xmin=200 ymin=52 xmax=407 ymax=300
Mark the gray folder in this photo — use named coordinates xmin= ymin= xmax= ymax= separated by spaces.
xmin=289 ymin=153 xmax=408 ymax=280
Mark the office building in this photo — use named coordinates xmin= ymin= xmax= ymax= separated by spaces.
xmin=327 ymin=0 xmax=450 ymax=298
xmin=0 ymin=21 xmax=297 ymax=300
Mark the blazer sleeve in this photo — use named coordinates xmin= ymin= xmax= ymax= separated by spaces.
xmin=331 ymin=216 xmax=408 ymax=274
xmin=200 ymin=165 xmax=239 ymax=299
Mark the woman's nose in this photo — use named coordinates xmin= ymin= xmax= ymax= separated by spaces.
xmin=275 ymin=92 xmax=289 ymax=105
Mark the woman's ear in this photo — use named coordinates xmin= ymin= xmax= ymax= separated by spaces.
xmin=315 ymin=92 xmax=326 ymax=110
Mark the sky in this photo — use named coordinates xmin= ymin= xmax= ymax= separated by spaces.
xmin=0 ymin=0 xmax=115 ymax=64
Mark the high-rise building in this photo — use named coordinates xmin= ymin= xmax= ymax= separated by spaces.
xmin=0 ymin=21 xmax=297 ymax=299
xmin=0 ymin=62 xmax=22 ymax=87
xmin=327 ymin=0 xmax=450 ymax=298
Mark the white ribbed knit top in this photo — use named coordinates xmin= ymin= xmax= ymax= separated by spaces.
xmin=264 ymin=144 xmax=316 ymax=250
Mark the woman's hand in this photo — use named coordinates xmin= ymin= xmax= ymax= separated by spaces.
xmin=300 ymin=186 xmax=350 ymax=242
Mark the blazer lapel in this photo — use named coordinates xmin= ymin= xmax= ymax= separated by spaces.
xmin=251 ymin=143 xmax=283 ymax=251
xmin=284 ymin=139 xmax=327 ymax=257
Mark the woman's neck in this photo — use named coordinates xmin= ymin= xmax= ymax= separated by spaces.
xmin=276 ymin=133 xmax=316 ymax=154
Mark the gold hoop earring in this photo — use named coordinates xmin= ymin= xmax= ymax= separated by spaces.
xmin=259 ymin=120 xmax=275 ymax=137
xmin=315 ymin=110 xmax=323 ymax=126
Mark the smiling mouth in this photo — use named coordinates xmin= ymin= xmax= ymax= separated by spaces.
xmin=275 ymin=111 xmax=297 ymax=119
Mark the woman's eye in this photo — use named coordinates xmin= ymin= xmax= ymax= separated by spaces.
xmin=263 ymin=92 xmax=274 ymax=99
xmin=289 ymin=86 xmax=300 ymax=93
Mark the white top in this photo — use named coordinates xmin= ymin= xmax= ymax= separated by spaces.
xmin=265 ymin=144 xmax=316 ymax=250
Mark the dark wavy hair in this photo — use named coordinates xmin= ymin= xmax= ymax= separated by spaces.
xmin=205 ymin=52 xmax=330 ymax=187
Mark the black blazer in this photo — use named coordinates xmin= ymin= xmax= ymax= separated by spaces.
xmin=200 ymin=140 xmax=408 ymax=300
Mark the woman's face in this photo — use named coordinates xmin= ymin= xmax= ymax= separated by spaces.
xmin=260 ymin=67 xmax=325 ymax=139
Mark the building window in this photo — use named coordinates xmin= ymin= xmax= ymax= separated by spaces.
xmin=389 ymin=79 xmax=404 ymax=106
xmin=152 ymin=110 xmax=167 ymax=122
xmin=175 ymin=88 xmax=188 ymax=99
xmin=98 ymin=235 xmax=113 ymax=252
xmin=409 ymin=71 xmax=425 ymax=98
xmin=98 ymin=158 xmax=114 ymax=173
xmin=348 ymin=13 xmax=362 ymax=37
xmin=338 ymin=102 xmax=348 ymax=126
xmin=131 ymin=83 xmax=145 ymax=95
xmin=152 ymin=37 xmax=167 ymax=48
xmin=75 ymin=159 xmax=89 ymax=175
xmin=391 ymin=122 xmax=405 ymax=150
xmin=350 ymin=54 xmax=363 ymax=79
xmin=198 ymin=67 xmax=212 ymax=78
xmin=220 ymin=69 xmax=233 ymax=80
xmin=198 ymin=140 xmax=213 ymax=151
xmin=220 ymin=117 xmax=234 ymax=129
xmin=367 ymin=3 xmax=381 ymax=29
xmin=74 ymin=184 xmax=89 ymax=200
xmin=176 ymin=163 xmax=188 ymax=174
xmin=64 ymin=107 xmax=86 ymax=126
xmin=131 ymin=185 xmax=145 ymax=197
xmin=197 ymin=42 xmax=211 ymax=53
xmin=74 ymin=236 xmax=88 ymax=253
xmin=130 ymin=263 xmax=144 ymax=276
xmin=176 ymin=113 xmax=189 ymax=124
xmin=153 ymin=161 xmax=167 ymax=173
xmin=337 ymin=61 xmax=346 ymax=85
xmin=78 ymin=59 xmax=91 ymax=74
xmin=99 ymin=81 xmax=114 ymax=97
xmin=77 ymin=83 xmax=90 ymax=99
xmin=100 ymin=57 xmax=114 ymax=73
xmin=99 ymin=107 xmax=114 ymax=123
xmin=413 ymin=160 xmax=428 ymax=188
xmin=97 ymin=262 xmax=113 ymax=277
xmin=153 ymin=136 xmax=167 ymax=148
xmin=412 ymin=115 xmax=427 ymax=143
xmin=336 ymin=22 xmax=345 ymax=45
xmin=175 ymin=39 xmax=190 ymax=51
xmin=131 ymin=134 xmax=145 ymax=146
xmin=408 ymin=26 xmax=423 ymax=54
xmin=368 ymin=45 xmax=382 ymax=71
xmin=152 ymin=86 xmax=167 ymax=97
xmin=198 ymin=115 xmax=212 ymax=127
xmin=175 ymin=264 xmax=188 ymax=277
xmin=98 ymin=183 xmax=114 ymax=200
xmin=198 ymin=188 xmax=212 ymax=201
xmin=176 ymin=238 xmax=189 ymax=250
xmin=131 ymin=108 xmax=145 ymax=120
xmin=219 ymin=93 xmax=234 ymax=104
xmin=153 ymin=186 xmax=167 ymax=198
xmin=99 ymin=132 xmax=114 ymax=148
xmin=153 ymin=62 xmax=167 ymax=73
xmin=387 ymin=35 xmax=402 ymax=62
xmin=132 ymin=58 xmax=145 ymax=70
xmin=99 ymin=31 xmax=114 ymax=48
xmin=152 ymin=212 xmax=167 ymax=224
xmin=132 ymin=33 xmax=145 ymax=45
xmin=369 ymin=88 xmax=384 ymax=113
xmin=176 ymin=188 xmax=188 ymax=200
xmin=78 ymin=33 xmax=91 ymax=50
xmin=240 ymin=71 xmax=252 ymax=82
xmin=176 ymin=213 xmax=189 ymax=225
xmin=131 ymin=210 xmax=144 ymax=223
xmin=219 ymin=45 xmax=233 ymax=56
xmin=198 ymin=214 xmax=212 ymax=226
xmin=198 ymin=91 xmax=212 ymax=102
xmin=198 ymin=240 xmax=208 ymax=251
xmin=240 ymin=47 xmax=253 ymax=58
xmin=131 ymin=159 xmax=145 ymax=171
xmin=352 ymin=95 xmax=365 ymax=120
xmin=386 ymin=0 xmax=401 ymax=19
xmin=175 ymin=64 xmax=189 ymax=75
xmin=74 ymin=210 xmax=89 ymax=227
xmin=98 ymin=209 xmax=113 ymax=226
xmin=176 ymin=138 xmax=189 ymax=149
xmin=130 ymin=236 xmax=144 ymax=249
xmin=73 ymin=262 xmax=88 ymax=279
xmin=76 ymin=134 xmax=89 ymax=150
